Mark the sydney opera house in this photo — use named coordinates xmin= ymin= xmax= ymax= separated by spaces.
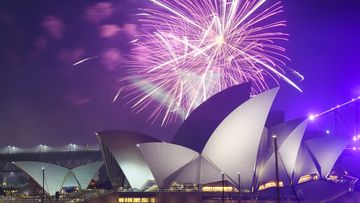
xmin=92 ymin=83 xmax=354 ymax=202
xmin=1 ymin=83 xmax=357 ymax=202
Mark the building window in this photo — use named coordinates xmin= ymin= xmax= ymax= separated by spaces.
xmin=298 ymin=174 xmax=319 ymax=184
xmin=202 ymin=186 xmax=236 ymax=192
xmin=118 ymin=197 xmax=155 ymax=203
xmin=258 ymin=181 xmax=284 ymax=191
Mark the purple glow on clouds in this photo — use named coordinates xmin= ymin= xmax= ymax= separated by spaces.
xmin=99 ymin=24 xmax=121 ymax=38
xmin=102 ymin=48 xmax=123 ymax=70
xmin=42 ymin=16 xmax=65 ymax=40
xmin=122 ymin=23 xmax=139 ymax=36
xmin=57 ymin=48 xmax=85 ymax=64
xmin=84 ymin=2 xmax=113 ymax=24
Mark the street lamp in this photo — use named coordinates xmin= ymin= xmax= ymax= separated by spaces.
xmin=41 ymin=167 xmax=45 ymax=203
xmin=272 ymin=135 xmax=280 ymax=203
xmin=237 ymin=172 xmax=241 ymax=197
xmin=221 ymin=171 xmax=225 ymax=203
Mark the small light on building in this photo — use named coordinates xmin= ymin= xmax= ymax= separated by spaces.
xmin=308 ymin=114 xmax=316 ymax=121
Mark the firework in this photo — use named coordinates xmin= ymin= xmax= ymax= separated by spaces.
xmin=72 ymin=56 xmax=98 ymax=66
xmin=122 ymin=0 xmax=302 ymax=126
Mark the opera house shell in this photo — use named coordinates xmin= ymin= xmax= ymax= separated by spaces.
xmin=13 ymin=161 xmax=103 ymax=196
xmin=97 ymin=83 xmax=352 ymax=193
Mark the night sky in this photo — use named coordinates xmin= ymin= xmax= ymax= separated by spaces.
xmin=0 ymin=0 xmax=359 ymax=147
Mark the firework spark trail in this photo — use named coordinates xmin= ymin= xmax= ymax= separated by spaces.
xmin=112 ymin=88 xmax=123 ymax=103
xmin=122 ymin=0 xmax=302 ymax=126
xmin=72 ymin=56 xmax=98 ymax=66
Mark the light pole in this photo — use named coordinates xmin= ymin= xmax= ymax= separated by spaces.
xmin=237 ymin=172 xmax=241 ymax=203
xmin=10 ymin=186 xmax=13 ymax=203
xmin=272 ymin=135 xmax=280 ymax=203
xmin=221 ymin=171 xmax=225 ymax=203
xmin=42 ymin=167 xmax=45 ymax=203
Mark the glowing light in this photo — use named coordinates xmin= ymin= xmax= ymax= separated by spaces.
xmin=259 ymin=181 xmax=284 ymax=191
xmin=202 ymin=186 xmax=235 ymax=192
xmin=122 ymin=0 xmax=302 ymax=126
xmin=308 ymin=114 xmax=316 ymax=121
xmin=352 ymin=147 xmax=357 ymax=151
xmin=352 ymin=136 xmax=357 ymax=141
xmin=325 ymin=130 xmax=330 ymax=134
xmin=215 ymin=35 xmax=225 ymax=45
xmin=298 ymin=174 xmax=319 ymax=184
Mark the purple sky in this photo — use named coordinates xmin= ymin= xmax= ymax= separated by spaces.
xmin=0 ymin=0 xmax=359 ymax=147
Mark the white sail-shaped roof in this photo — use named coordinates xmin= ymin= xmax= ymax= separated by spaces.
xmin=305 ymin=136 xmax=350 ymax=177
xmin=62 ymin=171 xmax=78 ymax=187
xmin=138 ymin=142 xmax=199 ymax=188
xmin=97 ymin=131 xmax=158 ymax=189
xmin=254 ymin=128 xmax=270 ymax=187
xmin=14 ymin=161 xmax=69 ymax=196
xmin=173 ymin=83 xmax=251 ymax=153
xmin=258 ymin=119 xmax=308 ymax=185
xmin=255 ymin=121 xmax=298 ymax=183
xmin=202 ymin=88 xmax=279 ymax=188
xmin=259 ymin=154 xmax=289 ymax=185
xmin=72 ymin=162 xmax=103 ymax=189
xmin=293 ymin=144 xmax=319 ymax=182
xmin=278 ymin=119 xmax=308 ymax=180
xmin=174 ymin=155 xmax=222 ymax=184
